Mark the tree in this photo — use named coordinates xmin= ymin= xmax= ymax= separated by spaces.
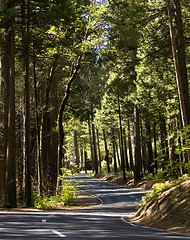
xmin=166 ymin=0 xmax=190 ymax=128
xmin=21 ymin=0 xmax=32 ymax=207
xmin=134 ymin=106 xmax=141 ymax=183
xmin=2 ymin=0 xmax=17 ymax=207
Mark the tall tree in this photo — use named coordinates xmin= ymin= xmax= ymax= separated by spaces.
xmin=166 ymin=0 xmax=190 ymax=128
xmin=3 ymin=0 xmax=17 ymax=207
xmin=58 ymin=56 xmax=81 ymax=174
xmin=134 ymin=106 xmax=141 ymax=184
xmin=21 ymin=0 xmax=32 ymax=207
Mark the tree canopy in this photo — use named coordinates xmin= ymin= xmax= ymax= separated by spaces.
xmin=0 ymin=0 xmax=190 ymax=207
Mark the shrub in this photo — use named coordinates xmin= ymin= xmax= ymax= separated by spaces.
xmin=32 ymin=167 xmax=86 ymax=209
xmin=141 ymin=181 xmax=171 ymax=205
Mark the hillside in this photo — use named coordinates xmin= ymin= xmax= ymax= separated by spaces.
xmin=130 ymin=176 xmax=190 ymax=233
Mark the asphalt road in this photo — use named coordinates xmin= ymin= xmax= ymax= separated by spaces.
xmin=0 ymin=175 xmax=190 ymax=240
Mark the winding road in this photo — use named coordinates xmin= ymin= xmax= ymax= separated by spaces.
xmin=0 ymin=175 xmax=190 ymax=239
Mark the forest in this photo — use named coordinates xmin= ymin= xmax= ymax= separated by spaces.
xmin=0 ymin=0 xmax=190 ymax=208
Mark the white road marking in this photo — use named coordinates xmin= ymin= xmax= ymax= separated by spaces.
xmin=121 ymin=216 xmax=138 ymax=227
xmin=52 ymin=230 xmax=66 ymax=238
xmin=0 ymin=212 xmax=135 ymax=217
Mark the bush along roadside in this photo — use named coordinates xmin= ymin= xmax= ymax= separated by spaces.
xmin=32 ymin=168 xmax=86 ymax=209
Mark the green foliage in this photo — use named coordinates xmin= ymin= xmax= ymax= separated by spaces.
xmin=141 ymin=181 xmax=171 ymax=204
xmin=176 ymin=125 xmax=190 ymax=153
xmin=1 ymin=200 xmax=11 ymax=208
xmin=32 ymin=186 xmax=76 ymax=209
xmin=101 ymin=160 xmax=114 ymax=172
xmin=153 ymin=160 xmax=190 ymax=180
xmin=140 ymin=175 xmax=190 ymax=208
xmin=32 ymin=168 xmax=86 ymax=209
xmin=170 ymin=197 xmax=178 ymax=205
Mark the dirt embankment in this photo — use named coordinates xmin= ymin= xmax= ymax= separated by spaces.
xmin=96 ymin=174 xmax=190 ymax=234
xmin=131 ymin=178 xmax=190 ymax=234
xmin=95 ymin=173 xmax=155 ymax=190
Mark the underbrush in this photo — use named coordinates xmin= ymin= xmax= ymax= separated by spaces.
xmin=32 ymin=167 xmax=86 ymax=209
xmin=140 ymin=174 xmax=190 ymax=207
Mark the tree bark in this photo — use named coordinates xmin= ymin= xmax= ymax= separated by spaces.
xmin=134 ymin=106 xmax=141 ymax=184
xmin=127 ymin=120 xmax=134 ymax=171
xmin=84 ymin=151 xmax=88 ymax=173
xmin=159 ymin=115 xmax=169 ymax=170
xmin=49 ymin=73 xmax=58 ymax=195
xmin=96 ymin=128 xmax=102 ymax=172
xmin=24 ymin=0 xmax=32 ymax=207
xmin=112 ymin=139 xmax=117 ymax=173
xmin=145 ymin=122 xmax=154 ymax=176
xmin=0 ymin=56 xmax=5 ymax=202
xmin=166 ymin=0 xmax=190 ymax=128
xmin=88 ymin=118 xmax=94 ymax=171
xmin=140 ymin=118 xmax=147 ymax=174
xmin=153 ymin=121 xmax=158 ymax=174
xmin=92 ymin=123 xmax=98 ymax=174
xmin=33 ymin=43 xmax=41 ymax=195
xmin=117 ymin=93 xmax=126 ymax=180
xmin=123 ymin=129 xmax=129 ymax=172
xmin=103 ymin=129 xmax=111 ymax=173
xmin=74 ymin=130 xmax=80 ymax=167
xmin=80 ymin=147 xmax=84 ymax=169
xmin=58 ymin=56 xmax=81 ymax=177
xmin=115 ymin=140 xmax=121 ymax=168
xmin=3 ymin=0 xmax=17 ymax=207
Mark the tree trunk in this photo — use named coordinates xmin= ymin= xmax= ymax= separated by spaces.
xmin=166 ymin=0 xmax=190 ymax=128
xmin=159 ymin=115 xmax=169 ymax=170
xmin=7 ymin=29 xmax=16 ymax=207
xmin=74 ymin=130 xmax=80 ymax=167
xmin=169 ymin=120 xmax=180 ymax=177
xmin=84 ymin=151 xmax=88 ymax=173
xmin=16 ymin=109 xmax=25 ymax=202
xmin=0 ymin=59 xmax=5 ymax=202
xmin=140 ymin=118 xmax=147 ymax=174
xmin=33 ymin=43 xmax=41 ymax=195
xmin=123 ymin=129 xmax=129 ymax=172
xmin=96 ymin=128 xmax=102 ymax=173
xmin=2 ymin=48 xmax=9 ymax=206
xmin=41 ymin=108 xmax=50 ymax=195
xmin=112 ymin=139 xmax=117 ymax=173
xmin=88 ymin=118 xmax=94 ymax=171
xmin=115 ymin=140 xmax=121 ymax=168
xmin=80 ymin=147 xmax=84 ymax=169
xmin=134 ymin=106 xmax=141 ymax=184
xmin=25 ymin=0 xmax=32 ymax=207
xmin=127 ymin=120 xmax=134 ymax=171
xmin=103 ymin=129 xmax=110 ymax=173
xmin=92 ymin=123 xmax=98 ymax=174
xmin=21 ymin=0 xmax=32 ymax=207
xmin=49 ymin=74 xmax=58 ymax=195
xmin=58 ymin=56 xmax=81 ymax=176
xmin=117 ymin=93 xmax=126 ymax=180
xmin=153 ymin=121 xmax=158 ymax=174
xmin=145 ymin=122 xmax=154 ymax=176
xmin=3 ymin=0 xmax=17 ymax=207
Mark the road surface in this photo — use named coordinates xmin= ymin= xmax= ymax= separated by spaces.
xmin=0 ymin=175 xmax=190 ymax=239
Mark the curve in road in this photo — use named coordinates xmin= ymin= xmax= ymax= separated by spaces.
xmin=0 ymin=175 xmax=189 ymax=240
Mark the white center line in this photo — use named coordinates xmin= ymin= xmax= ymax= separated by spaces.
xmin=52 ymin=230 xmax=66 ymax=238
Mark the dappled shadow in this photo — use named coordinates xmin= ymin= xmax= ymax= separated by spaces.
xmin=0 ymin=176 xmax=189 ymax=240
xmin=71 ymin=175 xmax=147 ymax=215
xmin=0 ymin=213 xmax=189 ymax=240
